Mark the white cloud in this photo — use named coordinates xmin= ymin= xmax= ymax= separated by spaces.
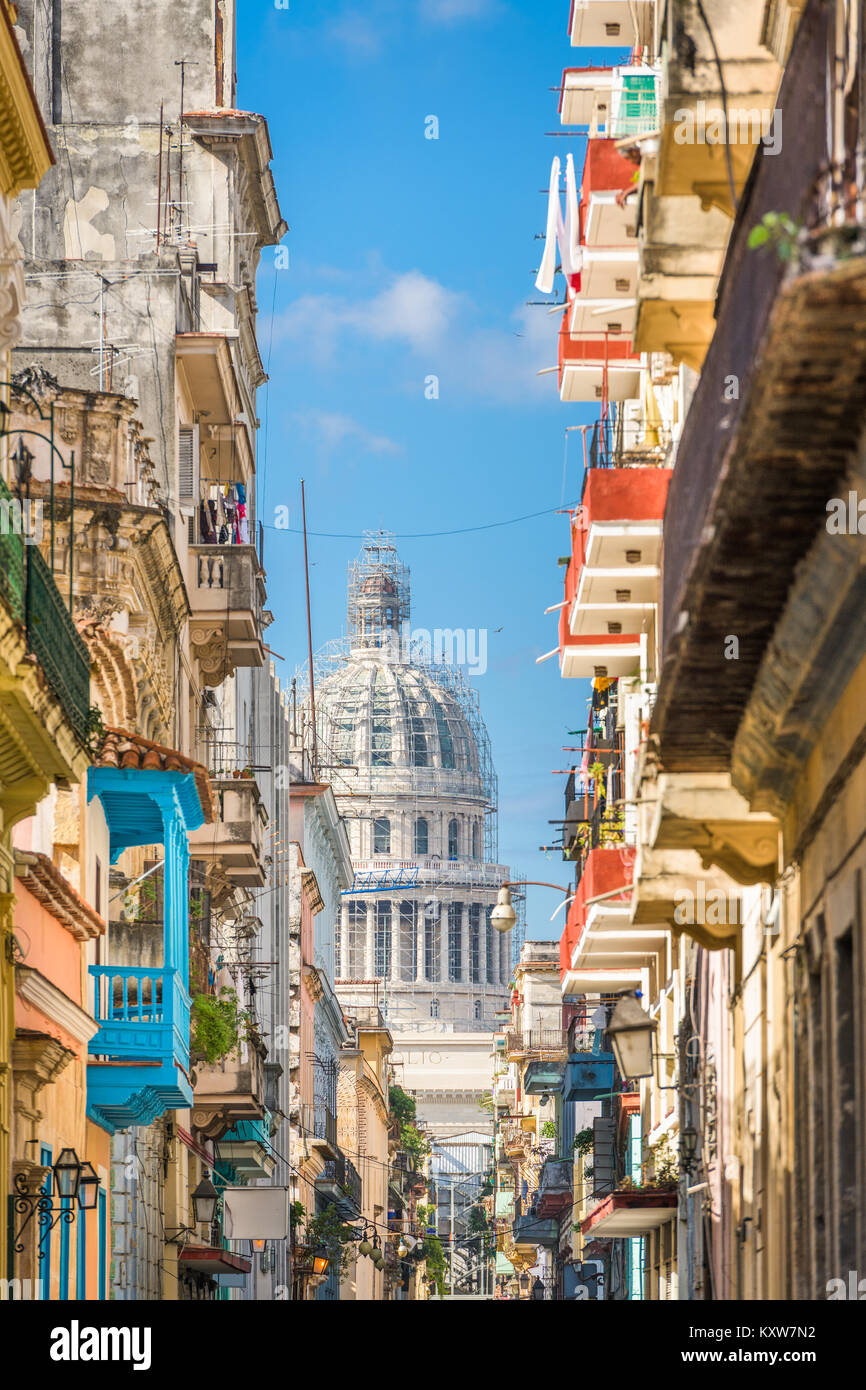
xmin=325 ymin=9 xmax=384 ymax=57
xmin=293 ymin=409 xmax=403 ymax=459
xmin=272 ymin=270 xmax=463 ymax=360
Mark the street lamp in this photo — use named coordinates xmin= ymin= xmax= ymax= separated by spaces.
xmin=191 ymin=1171 xmax=219 ymax=1226
xmin=311 ymin=1244 xmax=330 ymax=1278
xmin=606 ymin=991 xmax=657 ymax=1080
xmin=491 ymin=886 xmax=517 ymax=934
xmin=53 ymin=1149 xmax=83 ymax=1201
xmin=76 ymin=1161 xmax=100 ymax=1211
xmin=532 ymin=1276 xmax=545 ymax=1301
xmin=518 ymin=1270 xmax=531 ymax=1297
xmin=680 ymin=1125 xmax=699 ymax=1175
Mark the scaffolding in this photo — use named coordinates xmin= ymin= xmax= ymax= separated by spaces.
xmin=294 ymin=532 xmax=510 ymax=1032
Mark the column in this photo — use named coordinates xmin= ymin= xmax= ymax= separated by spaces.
xmin=461 ymin=904 xmax=470 ymax=984
xmin=439 ymin=902 xmax=450 ymax=985
xmin=339 ymin=904 xmax=350 ymax=980
xmin=501 ymin=929 xmax=510 ymax=986
xmin=415 ymin=903 xmax=426 ymax=983
xmin=365 ymin=902 xmax=375 ymax=978
xmin=478 ymin=903 xmax=487 ymax=990
xmin=389 ymin=900 xmax=401 ymax=984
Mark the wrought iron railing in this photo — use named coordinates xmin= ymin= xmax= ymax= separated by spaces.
xmin=0 ymin=476 xmax=90 ymax=742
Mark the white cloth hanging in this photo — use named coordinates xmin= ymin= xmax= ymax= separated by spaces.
xmin=535 ymin=155 xmax=582 ymax=295
xmin=535 ymin=156 xmax=562 ymax=294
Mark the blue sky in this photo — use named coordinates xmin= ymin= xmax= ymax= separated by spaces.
xmin=238 ymin=1 xmax=625 ymax=939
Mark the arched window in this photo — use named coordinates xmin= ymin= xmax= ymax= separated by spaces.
xmin=472 ymin=822 xmax=480 ymax=860
xmin=414 ymin=817 xmax=429 ymax=855
xmin=430 ymin=999 xmax=440 ymax=1019
xmin=474 ymin=1000 xmax=482 ymax=1021
xmin=373 ymin=818 xmax=391 ymax=854
xmin=448 ymin=818 xmax=459 ymax=860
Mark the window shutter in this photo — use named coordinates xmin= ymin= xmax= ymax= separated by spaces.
xmin=178 ymin=424 xmax=200 ymax=506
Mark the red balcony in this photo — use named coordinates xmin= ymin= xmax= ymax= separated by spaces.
xmin=581 ymin=1188 xmax=677 ymax=1238
xmin=558 ymin=321 xmax=642 ymax=403
xmin=560 ymin=846 xmax=635 ymax=982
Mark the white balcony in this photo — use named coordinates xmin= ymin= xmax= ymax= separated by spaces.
xmin=568 ymin=0 xmax=654 ymax=49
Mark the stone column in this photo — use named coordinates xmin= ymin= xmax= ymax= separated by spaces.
xmin=478 ymin=904 xmax=487 ymax=989
xmin=365 ymin=902 xmax=376 ymax=978
xmin=415 ymin=903 xmax=426 ymax=983
xmin=389 ymin=900 xmax=401 ymax=984
xmin=339 ymin=904 xmax=349 ymax=980
xmin=461 ymin=904 xmax=470 ymax=984
xmin=439 ymin=903 xmax=449 ymax=985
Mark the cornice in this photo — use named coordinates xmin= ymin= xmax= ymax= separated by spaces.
xmin=0 ymin=4 xmax=54 ymax=197
xmin=15 ymin=966 xmax=98 ymax=1046
xmin=15 ymin=849 xmax=105 ymax=940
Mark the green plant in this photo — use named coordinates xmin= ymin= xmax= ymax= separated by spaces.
xmin=303 ymin=1204 xmax=357 ymax=1277
xmin=583 ymin=1164 xmax=595 ymax=1179
xmin=289 ymin=1200 xmax=305 ymax=1231
xmin=540 ymin=1120 xmax=556 ymax=1139
xmin=747 ymin=210 xmax=802 ymax=261
xmin=588 ymin=760 xmax=605 ymax=784
xmin=422 ymin=1233 xmax=447 ymax=1296
xmin=645 ymin=1134 xmax=679 ymax=1188
xmin=191 ymin=987 xmax=247 ymax=1063
xmin=389 ymin=1084 xmax=431 ymax=1157
xmin=573 ymin=1127 xmax=593 ymax=1157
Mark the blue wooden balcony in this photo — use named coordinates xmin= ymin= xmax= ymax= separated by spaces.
xmin=87 ymin=966 xmax=192 ymax=1133
xmin=85 ymin=753 xmax=209 ymax=1134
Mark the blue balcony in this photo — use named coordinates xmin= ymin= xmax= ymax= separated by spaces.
xmin=219 ymin=1113 xmax=276 ymax=1178
xmin=85 ymin=752 xmax=209 ymax=1134
xmin=563 ymin=1052 xmax=616 ymax=1103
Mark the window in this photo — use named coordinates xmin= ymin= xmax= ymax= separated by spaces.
xmin=371 ymin=672 xmax=392 ymax=766
xmin=373 ymin=818 xmax=391 ymax=854
xmin=414 ymin=817 xmax=429 ymax=856
xmin=474 ymin=1000 xmax=482 ymax=1021
xmin=448 ymin=819 xmax=459 ymax=860
xmin=430 ymin=999 xmax=440 ymax=1019
xmin=434 ymin=702 xmax=455 ymax=768
xmin=410 ymin=716 xmax=428 ymax=767
xmin=472 ymin=823 xmax=480 ymax=861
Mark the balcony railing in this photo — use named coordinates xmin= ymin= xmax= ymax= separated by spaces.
xmin=316 ymin=1154 xmax=362 ymax=1218
xmin=0 ymin=476 xmax=91 ymax=742
xmin=505 ymin=1027 xmax=567 ymax=1056
xmin=89 ymin=965 xmax=190 ymax=1070
xmin=191 ymin=1040 xmax=266 ymax=1139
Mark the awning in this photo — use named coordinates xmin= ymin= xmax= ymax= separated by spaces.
xmin=178 ymin=1246 xmax=252 ymax=1276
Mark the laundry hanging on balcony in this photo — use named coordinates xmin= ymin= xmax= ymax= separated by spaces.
xmin=535 ymin=154 xmax=582 ymax=296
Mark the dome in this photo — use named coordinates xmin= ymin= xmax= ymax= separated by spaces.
xmin=316 ymin=657 xmax=484 ymax=798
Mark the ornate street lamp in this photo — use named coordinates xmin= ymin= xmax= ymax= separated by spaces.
xmin=680 ymin=1125 xmax=699 ymax=1175
xmin=532 ymin=1276 xmax=545 ymax=1301
xmin=53 ymin=1148 xmax=83 ymax=1201
xmin=311 ymin=1244 xmax=330 ymax=1278
xmin=76 ymin=1161 xmax=100 ymax=1211
xmin=606 ymin=991 xmax=657 ymax=1080
xmin=518 ymin=1270 xmax=531 ymax=1297
xmin=191 ymin=1171 xmax=219 ymax=1226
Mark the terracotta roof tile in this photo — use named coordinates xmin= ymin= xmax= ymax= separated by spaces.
xmin=93 ymin=728 xmax=214 ymax=824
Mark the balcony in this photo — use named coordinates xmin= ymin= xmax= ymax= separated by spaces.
xmin=652 ymin=0 xmax=866 ymax=789
xmin=85 ymin=740 xmax=211 ymax=1134
xmin=657 ymin=0 xmax=781 ymax=217
xmin=558 ymin=318 xmax=642 ymax=406
xmin=0 ymin=476 xmax=91 ymax=821
xmin=315 ymin=1153 xmax=363 ymax=1220
xmin=219 ymin=1113 xmax=276 ymax=1178
xmin=188 ymin=544 xmax=266 ymax=684
xmin=191 ymin=1039 xmax=266 ymax=1140
xmin=568 ymin=0 xmax=653 ymax=48
xmin=560 ymin=844 xmax=657 ymax=996
xmin=581 ymin=1187 xmax=677 ymax=1238
xmin=536 ymin=1159 xmax=574 ymax=1218
xmin=560 ymin=65 xmax=658 ymax=136
xmin=523 ymin=1059 xmax=566 ymax=1095
xmin=188 ymin=775 xmax=268 ymax=888
xmin=512 ymin=1213 xmax=560 ymax=1249
xmin=301 ymin=1100 xmax=340 ymax=1160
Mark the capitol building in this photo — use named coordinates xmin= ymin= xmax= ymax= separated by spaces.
xmin=312 ymin=533 xmax=515 ymax=1040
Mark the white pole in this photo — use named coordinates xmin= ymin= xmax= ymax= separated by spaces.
xmin=450 ymin=1179 xmax=455 ymax=1296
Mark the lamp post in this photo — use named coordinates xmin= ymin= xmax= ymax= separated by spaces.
xmin=191 ymin=1171 xmax=219 ymax=1228
xmin=605 ymin=990 xmax=657 ymax=1081
xmin=13 ymin=1149 xmax=101 ymax=1260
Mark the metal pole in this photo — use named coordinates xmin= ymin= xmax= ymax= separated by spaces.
xmin=300 ymin=479 xmax=318 ymax=778
xmin=449 ymin=1179 xmax=454 ymax=1296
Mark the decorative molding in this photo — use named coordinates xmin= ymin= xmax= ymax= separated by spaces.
xmin=15 ymin=965 xmax=99 ymax=1045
